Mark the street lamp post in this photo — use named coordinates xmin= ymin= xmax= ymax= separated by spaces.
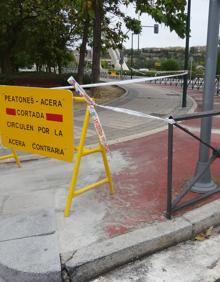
xmin=182 ymin=0 xmax=191 ymax=108
xmin=192 ymin=0 xmax=220 ymax=192
xmin=130 ymin=33 xmax=134 ymax=79
xmin=130 ymin=24 xmax=159 ymax=79
xmin=119 ymin=49 xmax=124 ymax=79
xmin=189 ymin=56 xmax=193 ymax=81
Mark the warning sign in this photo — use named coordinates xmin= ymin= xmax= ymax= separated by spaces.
xmin=0 ymin=86 xmax=74 ymax=162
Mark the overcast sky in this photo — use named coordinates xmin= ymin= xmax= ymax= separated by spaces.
xmin=123 ymin=0 xmax=218 ymax=49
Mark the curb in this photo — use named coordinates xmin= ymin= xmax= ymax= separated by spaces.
xmin=101 ymin=85 xmax=129 ymax=107
xmin=75 ymin=85 xmax=128 ymax=116
xmin=62 ymin=199 xmax=220 ymax=282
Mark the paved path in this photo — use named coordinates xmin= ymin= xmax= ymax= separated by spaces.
xmin=74 ymin=83 xmax=194 ymax=145
xmin=0 ymin=83 xmax=194 ymax=159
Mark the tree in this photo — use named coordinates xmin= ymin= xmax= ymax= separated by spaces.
xmin=27 ymin=1 xmax=72 ymax=73
xmin=91 ymin=1 xmax=143 ymax=83
xmin=90 ymin=0 xmax=187 ymax=83
xmin=91 ymin=0 xmax=104 ymax=83
xmin=0 ymin=0 xmax=73 ymax=74
xmin=134 ymin=0 xmax=187 ymax=38
xmin=0 ymin=0 xmax=38 ymax=73
xmin=70 ymin=0 xmax=94 ymax=83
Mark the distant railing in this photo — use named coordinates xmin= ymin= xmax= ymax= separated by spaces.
xmin=99 ymin=72 xmax=220 ymax=95
xmin=148 ymin=75 xmax=220 ymax=95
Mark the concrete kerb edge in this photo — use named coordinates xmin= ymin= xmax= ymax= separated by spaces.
xmin=187 ymin=95 xmax=197 ymax=114
xmin=63 ymin=199 xmax=220 ymax=282
xmin=74 ymin=84 xmax=128 ymax=116
xmin=99 ymin=84 xmax=129 ymax=107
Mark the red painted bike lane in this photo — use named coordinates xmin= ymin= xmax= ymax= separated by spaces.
xmin=93 ymin=87 xmax=220 ymax=239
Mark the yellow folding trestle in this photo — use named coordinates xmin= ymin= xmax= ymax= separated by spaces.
xmin=0 ymin=148 xmax=21 ymax=167
xmin=64 ymin=96 xmax=114 ymax=217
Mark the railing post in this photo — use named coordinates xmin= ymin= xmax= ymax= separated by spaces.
xmin=217 ymin=76 xmax=220 ymax=95
xmin=166 ymin=122 xmax=174 ymax=219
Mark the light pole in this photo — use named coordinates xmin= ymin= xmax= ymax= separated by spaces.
xmin=130 ymin=24 xmax=159 ymax=79
xmin=189 ymin=56 xmax=193 ymax=81
xmin=137 ymin=24 xmax=159 ymax=51
xmin=130 ymin=33 xmax=134 ymax=79
xmin=192 ymin=0 xmax=220 ymax=192
xmin=119 ymin=49 xmax=124 ymax=79
xmin=182 ymin=0 xmax=191 ymax=108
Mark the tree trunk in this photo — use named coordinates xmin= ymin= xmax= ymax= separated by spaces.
xmin=1 ymin=48 xmax=15 ymax=74
xmin=91 ymin=0 xmax=103 ymax=83
xmin=58 ymin=64 xmax=62 ymax=74
xmin=77 ymin=18 xmax=90 ymax=84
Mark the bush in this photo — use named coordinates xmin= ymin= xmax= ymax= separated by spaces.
xmin=0 ymin=72 xmax=92 ymax=87
xmin=161 ymin=59 xmax=180 ymax=71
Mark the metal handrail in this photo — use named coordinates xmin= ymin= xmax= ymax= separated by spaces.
xmin=166 ymin=110 xmax=220 ymax=219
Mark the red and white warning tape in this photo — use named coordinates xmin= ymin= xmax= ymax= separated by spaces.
xmin=67 ymin=77 xmax=110 ymax=152
xmin=54 ymin=72 xmax=187 ymax=90
xmin=65 ymin=74 xmax=183 ymax=151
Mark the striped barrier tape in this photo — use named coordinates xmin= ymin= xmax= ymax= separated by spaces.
xmin=66 ymin=73 xmax=183 ymax=151
xmin=53 ymin=72 xmax=188 ymax=90
xmin=67 ymin=77 xmax=110 ymax=152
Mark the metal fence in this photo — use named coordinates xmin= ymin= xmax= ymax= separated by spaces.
xmin=149 ymin=75 xmax=220 ymax=95
xmin=166 ymin=110 xmax=220 ymax=219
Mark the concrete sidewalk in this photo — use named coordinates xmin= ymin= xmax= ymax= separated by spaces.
xmin=0 ymin=85 xmax=220 ymax=282
xmin=1 ymin=129 xmax=220 ymax=281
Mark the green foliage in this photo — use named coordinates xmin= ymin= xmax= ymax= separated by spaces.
xmin=0 ymin=71 xmax=92 ymax=86
xmin=0 ymin=0 xmax=73 ymax=73
xmin=0 ymin=0 xmax=187 ymax=79
xmin=0 ymin=72 xmax=69 ymax=86
xmin=133 ymin=0 xmax=187 ymax=38
xmin=161 ymin=58 xmax=180 ymax=71
xmin=125 ymin=17 xmax=142 ymax=34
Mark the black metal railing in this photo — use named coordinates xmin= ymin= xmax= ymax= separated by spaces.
xmin=166 ymin=110 xmax=220 ymax=219
xmin=149 ymin=75 xmax=220 ymax=95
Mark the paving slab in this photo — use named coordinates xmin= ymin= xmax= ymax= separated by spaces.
xmin=0 ymin=196 xmax=6 ymax=214
xmin=0 ymin=234 xmax=61 ymax=282
xmin=2 ymin=190 xmax=55 ymax=215
xmin=0 ymin=159 xmax=72 ymax=195
xmin=0 ymin=209 xmax=56 ymax=242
